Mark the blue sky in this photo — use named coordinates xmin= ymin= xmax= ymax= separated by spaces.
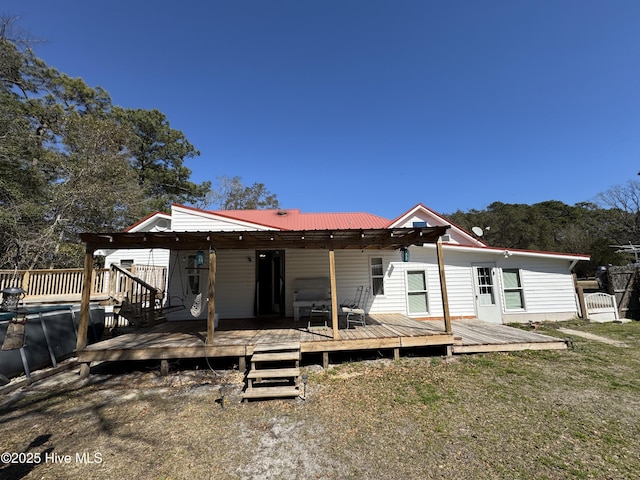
xmin=4 ymin=0 xmax=640 ymax=219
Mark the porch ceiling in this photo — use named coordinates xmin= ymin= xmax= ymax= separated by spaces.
xmin=80 ymin=226 xmax=450 ymax=251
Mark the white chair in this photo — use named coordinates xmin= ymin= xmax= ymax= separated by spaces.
xmin=342 ymin=286 xmax=370 ymax=328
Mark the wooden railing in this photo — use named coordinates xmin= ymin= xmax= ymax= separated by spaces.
xmin=109 ymin=264 xmax=163 ymax=327
xmin=0 ymin=265 xmax=166 ymax=307
xmin=0 ymin=268 xmax=110 ymax=302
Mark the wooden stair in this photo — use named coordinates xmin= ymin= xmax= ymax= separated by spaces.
xmin=243 ymin=342 xmax=301 ymax=400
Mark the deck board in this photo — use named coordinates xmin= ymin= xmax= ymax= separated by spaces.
xmin=78 ymin=315 xmax=566 ymax=364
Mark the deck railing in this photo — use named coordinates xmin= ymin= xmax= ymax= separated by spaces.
xmin=0 ymin=268 xmax=110 ymax=301
xmin=109 ymin=264 xmax=163 ymax=327
xmin=0 ymin=265 xmax=166 ymax=305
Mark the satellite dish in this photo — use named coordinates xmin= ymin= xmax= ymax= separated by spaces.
xmin=471 ymin=226 xmax=484 ymax=237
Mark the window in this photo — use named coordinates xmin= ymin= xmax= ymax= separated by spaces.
xmin=370 ymin=257 xmax=384 ymax=295
xmin=187 ymin=255 xmax=200 ymax=294
xmin=407 ymin=270 xmax=428 ymax=314
xmin=120 ymin=259 xmax=134 ymax=270
xmin=476 ymin=267 xmax=495 ymax=305
xmin=502 ymin=269 xmax=524 ymax=310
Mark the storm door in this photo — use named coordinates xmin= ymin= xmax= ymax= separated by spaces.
xmin=472 ymin=264 xmax=502 ymax=323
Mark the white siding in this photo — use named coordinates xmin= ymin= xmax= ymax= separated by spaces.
xmin=497 ymin=258 xmax=579 ymax=322
xmin=379 ymin=245 xmax=580 ymax=323
xmin=285 ymin=250 xmax=333 ymax=317
xmin=108 ymin=206 xmax=582 ymax=324
xmin=365 ymin=252 xmax=406 ymax=314
xmin=214 ymin=250 xmax=256 ymax=319
xmin=103 ymin=248 xmax=170 ymax=271
xmin=171 ymin=206 xmax=274 ymax=232
xmin=166 ymin=250 xmax=256 ymax=320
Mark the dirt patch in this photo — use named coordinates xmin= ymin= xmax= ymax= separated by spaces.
xmin=557 ymin=327 xmax=629 ymax=347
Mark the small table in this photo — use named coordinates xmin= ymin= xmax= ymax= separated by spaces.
xmin=308 ymin=306 xmax=330 ymax=330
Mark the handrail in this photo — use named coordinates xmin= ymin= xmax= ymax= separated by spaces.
xmin=109 ymin=264 xmax=161 ymax=327
xmin=110 ymin=264 xmax=158 ymax=293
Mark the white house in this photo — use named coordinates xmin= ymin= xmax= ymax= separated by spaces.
xmin=103 ymin=203 xmax=589 ymax=325
xmin=99 ymin=211 xmax=172 ymax=271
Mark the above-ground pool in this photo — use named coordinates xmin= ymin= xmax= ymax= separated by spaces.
xmin=0 ymin=304 xmax=105 ymax=381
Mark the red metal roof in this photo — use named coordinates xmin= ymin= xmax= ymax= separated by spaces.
xmin=206 ymin=208 xmax=391 ymax=230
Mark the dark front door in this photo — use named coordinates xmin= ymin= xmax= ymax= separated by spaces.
xmin=256 ymin=250 xmax=285 ymax=317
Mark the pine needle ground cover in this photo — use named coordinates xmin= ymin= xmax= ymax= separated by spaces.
xmin=1 ymin=321 xmax=638 ymax=479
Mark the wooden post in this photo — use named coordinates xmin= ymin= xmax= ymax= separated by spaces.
xmin=149 ymin=290 xmax=156 ymax=325
xmin=436 ymin=238 xmax=452 ymax=334
xmin=76 ymin=247 xmax=95 ymax=379
xmin=76 ymin=248 xmax=94 ymax=352
xmin=206 ymin=248 xmax=217 ymax=345
xmin=21 ymin=270 xmax=30 ymax=293
xmin=329 ymin=249 xmax=339 ymax=340
xmin=573 ymin=273 xmax=587 ymax=319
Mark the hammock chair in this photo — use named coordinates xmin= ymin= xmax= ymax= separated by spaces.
xmin=166 ymin=251 xmax=204 ymax=318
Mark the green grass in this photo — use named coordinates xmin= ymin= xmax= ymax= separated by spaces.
xmin=1 ymin=320 xmax=639 ymax=479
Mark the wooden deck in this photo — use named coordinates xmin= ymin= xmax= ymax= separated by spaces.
xmin=447 ymin=319 xmax=568 ymax=353
xmin=77 ymin=314 xmax=567 ymax=366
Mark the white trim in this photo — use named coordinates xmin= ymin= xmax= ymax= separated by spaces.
xmin=405 ymin=269 xmax=429 ymax=316
xmin=128 ymin=212 xmax=172 ymax=232
xmin=390 ymin=204 xmax=485 ymax=247
xmin=421 ymin=243 xmax=590 ymax=263
xmin=501 ymin=267 xmax=526 ymax=311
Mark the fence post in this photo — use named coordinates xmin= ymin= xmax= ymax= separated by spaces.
xmin=21 ymin=270 xmax=30 ymax=294
xmin=574 ymin=273 xmax=587 ymax=319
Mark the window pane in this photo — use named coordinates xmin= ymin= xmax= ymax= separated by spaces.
xmin=371 ymin=258 xmax=384 ymax=295
xmin=478 ymin=293 xmax=494 ymax=305
xmin=503 ymin=270 xmax=521 ymax=289
xmin=505 ymin=291 xmax=523 ymax=309
xmin=372 ymin=277 xmax=384 ymax=295
xmin=407 ymin=271 xmax=426 ymax=291
xmin=371 ymin=257 xmax=383 ymax=277
xmin=408 ymin=292 xmax=428 ymax=313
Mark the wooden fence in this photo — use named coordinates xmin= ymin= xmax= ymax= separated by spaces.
xmin=604 ymin=265 xmax=640 ymax=320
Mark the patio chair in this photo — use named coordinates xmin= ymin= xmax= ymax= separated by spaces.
xmin=342 ymin=286 xmax=371 ymax=328
xmin=340 ymin=285 xmax=363 ymax=309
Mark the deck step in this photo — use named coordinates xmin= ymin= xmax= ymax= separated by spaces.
xmin=242 ymin=386 xmax=300 ymax=399
xmin=253 ymin=342 xmax=300 ymax=353
xmin=243 ymin=342 xmax=302 ymax=401
xmin=250 ymin=351 xmax=300 ymax=363
xmin=247 ymin=367 xmax=300 ymax=379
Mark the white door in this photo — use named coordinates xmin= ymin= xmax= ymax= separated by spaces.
xmin=472 ymin=264 xmax=502 ymax=323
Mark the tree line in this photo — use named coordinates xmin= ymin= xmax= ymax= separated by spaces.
xmin=446 ymin=183 xmax=640 ymax=278
xmin=0 ymin=17 xmax=278 ymax=269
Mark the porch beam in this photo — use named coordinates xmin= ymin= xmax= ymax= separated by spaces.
xmin=206 ymin=248 xmax=217 ymax=345
xmin=329 ymin=249 xmax=339 ymax=340
xmin=436 ymin=237 xmax=452 ymax=334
